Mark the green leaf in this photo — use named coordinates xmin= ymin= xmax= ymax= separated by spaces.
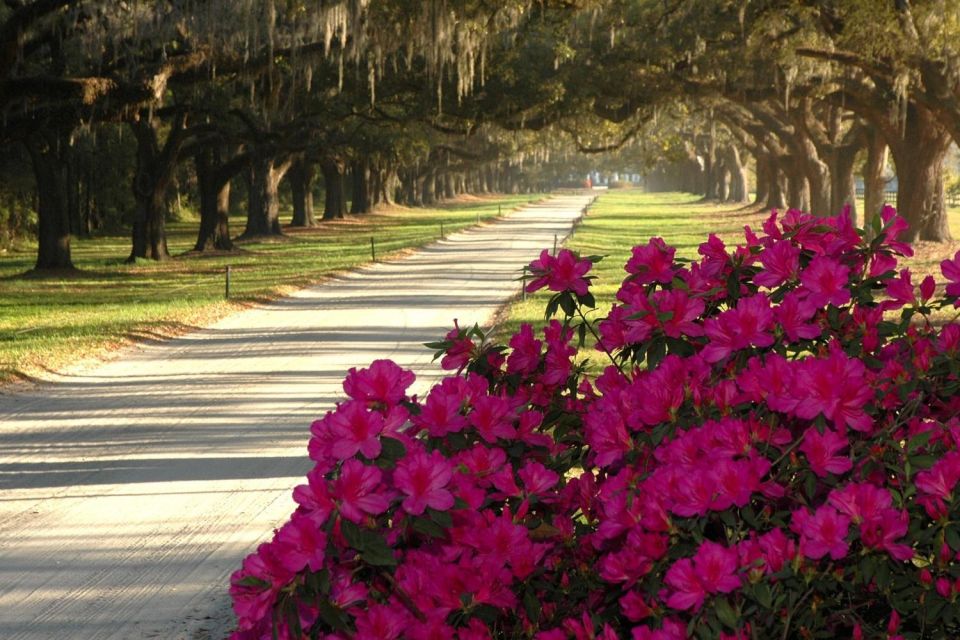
xmin=339 ymin=519 xmax=365 ymax=550
xmin=713 ymin=596 xmax=738 ymax=629
xmin=360 ymin=532 xmax=397 ymax=566
xmin=907 ymin=430 xmax=934 ymax=454
xmin=909 ymin=454 xmax=938 ymax=470
xmin=234 ymin=575 xmax=271 ymax=589
xmin=946 ymin=525 xmax=960 ymax=552
xmin=523 ymin=589 xmax=541 ymax=625
xmin=428 ymin=507 xmax=453 ymax=528
xmin=304 ymin=568 xmax=330 ymax=597
xmin=804 ymin=472 xmax=817 ymax=501
xmin=753 ymin=583 xmax=772 ymax=609
xmin=412 ymin=516 xmax=445 ymax=539
xmin=380 ymin=436 xmax=406 ymax=463
xmin=316 ymin=599 xmax=352 ymax=633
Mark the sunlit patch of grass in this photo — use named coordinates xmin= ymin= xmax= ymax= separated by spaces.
xmin=0 ymin=194 xmax=542 ymax=383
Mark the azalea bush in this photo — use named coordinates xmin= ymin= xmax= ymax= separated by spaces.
xmin=230 ymin=204 xmax=960 ymax=640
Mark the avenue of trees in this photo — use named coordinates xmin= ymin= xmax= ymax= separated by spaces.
xmin=3 ymin=1 xmax=960 ymax=271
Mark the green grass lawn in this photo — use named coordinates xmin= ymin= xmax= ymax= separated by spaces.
xmin=499 ymin=190 xmax=960 ymax=346
xmin=0 ymin=194 xmax=540 ymax=383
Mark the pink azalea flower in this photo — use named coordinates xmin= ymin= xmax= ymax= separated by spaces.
xmin=518 ymin=460 xmax=560 ymax=496
xmin=626 ymin=237 xmax=677 ymax=284
xmin=469 ymin=394 xmax=517 ymax=442
xmin=663 ymin=558 xmax=705 ymax=611
xmin=792 ymin=506 xmax=850 ymax=560
xmin=230 ymin=543 xmax=289 ymax=630
xmin=354 ymin=603 xmax=408 ymax=640
xmin=701 ymin=295 xmax=775 ymax=362
xmin=828 ymin=482 xmax=892 ymax=524
xmin=458 ymin=618 xmax=493 ymax=640
xmin=698 ymin=233 xmax=731 ymax=277
xmin=329 ymin=567 xmax=367 ymax=607
xmin=525 ymin=248 xmax=593 ymax=295
xmin=489 ymin=465 xmax=521 ymax=497
xmin=859 ymin=507 xmax=914 ymax=561
xmin=920 ymin=274 xmax=937 ymax=301
xmin=774 ymin=290 xmax=821 ymax=342
xmin=292 ymin=466 xmax=334 ymax=525
xmin=799 ymin=427 xmax=852 ymax=477
xmin=631 ymin=618 xmax=687 ymax=640
xmin=343 ymin=359 xmax=416 ymax=406
xmin=692 ymin=540 xmax=742 ymax=594
xmin=409 ymin=611 xmax=458 ymax=640
xmin=274 ymin=513 xmax=327 ymax=573
xmin=414 ymin=385 xmax=468 ymax=437
xmin=664 ymin=541 xmax=740 ymax=611
xmin=941 ymin=250 xmax=960 ymax=300
xmin=620 ymin=590 xmax=653 ymax=622
xmin=328 ymin=400 xmax=386 ymax=460
xmin=394 ymin=449 xmax=455 ymax=515
xmin=799 ymin=255 xmax=851 ymax=308
xmin=507 ymin=323 xmax=542 ymax=375
xmin=869 ymin=252 xmax=898 ymax=278
xmin=915 ymin=451 xmax=960 ymax=500
xmin=650 ymin=289 xmax=705 ymax=338
xmin=585 ymin=404 xmax=633 ymax=467
xmin=625 ymin=358 xmax=685 ymax=428
xmin=883 ymin=269 xmax=916 ymax=310
xmin=879 ymin=205 xmax=913 ymax=257
xmin=792 ymin=344 xmax=874 ymax=432
xmin=457 ymin=445 xmax=507 ymax=482
xmin=440 ymin=319 xmax=475 ymax=370
xmin=332 ymin=459 xmax=391 ymax=523
xmin=757 ymin=528 xmax=796 ymax=574
xmin=599 ymin=547 xmax=654 ymax=584
xmin=755 ymin=239 xmax=800 ymax=288
xmin=940 ymin=324 xmax=960 ymax=354
xmin=670 ymin=468 xmax=714 ymax=517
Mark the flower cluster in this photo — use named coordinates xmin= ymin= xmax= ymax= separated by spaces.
xmin=230 ymin=205 xmax=960 ymax=639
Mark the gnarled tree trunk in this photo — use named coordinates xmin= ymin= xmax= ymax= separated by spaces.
xmin=829 ymin=144 xmax=860 ymax=225
xmin=890 ymin=105 xmax=952 ymax=242
xmin=350 ymin=159 xmax=370 ymax=214
xmin=128 ymin=115 xmax=184 ymax=262
xmin=25 ymin=131 xmax=73 ymax=270
xmin=193 ymin=148 xmax=239 ymax=251
xmin=720 ymin=143 xmax=748 ymax=203
xmin=863 ymin=130 xmax=889 ymax=232
xmin=321 ymin=157 xmax=347 ymax=220
xmin=289 ymin=157 xmax=316 ymax=227
xmin=242 ymin=155 xmax=291 ymax=237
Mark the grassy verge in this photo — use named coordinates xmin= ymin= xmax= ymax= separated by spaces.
xmin=498 ymin=190 xmax=960 ymax=346
xmin=0 ymin=194 xmax=541 ymax=384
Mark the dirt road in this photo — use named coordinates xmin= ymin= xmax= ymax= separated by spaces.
xmin=0 ymin=194 xmax=593 ymax=639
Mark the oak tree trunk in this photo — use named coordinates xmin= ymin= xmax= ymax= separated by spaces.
xmin=26 ymin=132 xmax=73 ymax=270
xmin=829 ymin=144 xmax=859 ymax=225
xmin=193 ymin=148 xmax=235 ymax=251
xmin=350 ymin=159 xmax=370 ymax=214
xmin=863 ymin=131 xmax=889 ymax=232
xmin=289 ymin=158 xmax=316 ymax=227
xmin=321 ymin=157 xmax=347 ymax=220
xmin=242 ymin=155 xmax=290 ymax=237
xmin=890 ymin=105 xmax=952 ymax=242
xmin=786 ymin=157 xmax=810 ymax=212
xmin=128 ymin=119 xmax=172 ymax=262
